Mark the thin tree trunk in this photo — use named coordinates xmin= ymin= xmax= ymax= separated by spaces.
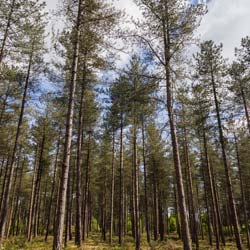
xmin=75 ymin=77 xmax=86 ymax=246
xmin=110 ymin=129 xmax=115 ymax=245
xmin=142 ymin=117 xmax=150 ymax=243
xmin=27 ymin=144 xmax=39 ymax=241
xmin=133 ymin=117 xmax=140 ymax=250
xmin=0 ymin=43 xmax=34 ymax=243
xmin=52 ymin=0 xmax=82 ymax=249
xmin=162 ymin=5 xmax=192 ymax=249
xmin=201 ymin=127 xmax=220 ymax=249
xmin=28 ymin=127 xmax=46 ymax=241
xmin=211 ymin=69 xmax=242 ymax=250
xmin=234 ymin=133 xmax=250 ymax=249
xmin=10 ymin=158 xmax=25 ymax=237
xmin=183 ymin=126 xmax=199 ymax=250
xmin=83 ymin=132 xmax=91 ymax=241
xmin=45 ymin=135 xmax=60 ymax=242
xmin=118 ymin=113 xmax=124 ymax=245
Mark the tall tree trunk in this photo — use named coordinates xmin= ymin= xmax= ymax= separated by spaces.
xmin=118 ymin=113 xmax=124 ymax=245
xmin=234 ymin=133 xmax=250 ymax=249
xmin=201 ymin=127 xmax=220 ymax=249
xmin=9 ymin=158 xmax=25 ymax=237
xmin=162 ymin=4 xmax=192 ymax=249
xmin=110 ymin=129 xmax=115 ymax=245
xmin=28 ymin=127 xmax=46 ymax=241
xmin=6 ymin=153 xmax=21 ymax=238
xmin=0 ymin=43 xmax=34 ymax=243
xmin=133 ymin=118 xmax=140 ymax=250
xmin=183 ymin=126 xmax=199 ymax=250
xmin=211 ymin=69 xmax=242 ymax=250
xmin=27 ymin=144 xmax=39 ymax=241
xmin=102 ymin=168 xmax=107 ymax=241
xmin=201 ymin=164 xmax=213 ymax=246
xmin=82 ymin=132 xmax=91 ymax=241
xmin=75 ymin=76 xmax=86 ymax=246
xmin=45 ymin=135 xmax=60 ymax=242
xmin=142 ymin=117 xmax=150 ymax=243
xmin=153 ymin=165 xmax=159 ymax=241
xmin=52 ymin=0 xmax=82 ymax=249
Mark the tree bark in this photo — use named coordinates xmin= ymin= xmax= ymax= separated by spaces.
xmin=211 ymin=68 xmax=242 ymax=250
xmin=52 ymin=0 xmax=82 ymax=249
xmin=133 ymin=116 xmax=140 ymax=250
xmin=142 ymin=117 xmax=150 ymax=243
xmin=82 ymin=132 xmax=91 ymax=241
xmin=75 ymin=75 xmax=86 ymax=246
xmin=45 ymin=135 xmax=60 ymax=242
xmin=110 ymin=129 xmax=115 ymax=245
xmin=162 ymin=9 xmax=192 ymax=249
xmin=118 ymin=113 xmax=124 ymax=245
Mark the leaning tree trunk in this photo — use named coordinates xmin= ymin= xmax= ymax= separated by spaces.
xmin=52 ymin=1 xmax=82 ymax=249
xmin=211 ymin=68 xmax=242 ymax=250
xmin=0 ymin=43 xmax=34 ymax=243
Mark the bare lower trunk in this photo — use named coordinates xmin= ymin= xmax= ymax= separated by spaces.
xmin=201 ymin=127 xmax=220 ymax=249
xmin=142 ymin=117 xmax=150 ymax=243
xmin=45 ymin=135 xmax=60 ymax=242
xmin=162 ymin=5 xmax=191 ymax=249
xmin=75 ymin=78 xmax=85 ymax=246
xmin=83 ymin=132 xmax=91 ymax=241
xmin=27 ymin=145 xmax=39 ymax=241
xmin=211 ymin=71 xmax=242 ymax=250
xmin=133 ymin=120 xmax=140 ymax=250
xmin=118 ymin=113 xmax=124 ymax=245
xmin=52 ymin=1 xmax=82 ymax=249
xmin=110 ymin=129 xmax=115 ymax=245
xmin=183 ymin=127 xmax=199 ymax=249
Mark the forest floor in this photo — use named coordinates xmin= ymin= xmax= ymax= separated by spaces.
xmin=1 ymin=234 xmax=238 ymax=250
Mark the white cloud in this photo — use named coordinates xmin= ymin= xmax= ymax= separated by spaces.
xmin=198 ymin=0 xmax=250 ymax=60
xmin=44 ymin=0 xmax=250 ymax=62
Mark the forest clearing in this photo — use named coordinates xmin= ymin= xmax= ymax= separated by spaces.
xmin=0 ymin=0 xmax=250 ymax=249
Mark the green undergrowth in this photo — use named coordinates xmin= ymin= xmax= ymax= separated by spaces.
xmin=1 ymin=234 xmax=238 ymax=250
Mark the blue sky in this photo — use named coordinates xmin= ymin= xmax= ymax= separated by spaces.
xmin=45 ymin=0 xmax=250 ymax=62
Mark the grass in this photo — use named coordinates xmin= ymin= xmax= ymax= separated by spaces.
xmin=1 ymin=233 xmax=239 ymax=250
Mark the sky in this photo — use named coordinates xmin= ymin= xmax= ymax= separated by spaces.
xmin=44 ymin=0 xmax=250 ymax=61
